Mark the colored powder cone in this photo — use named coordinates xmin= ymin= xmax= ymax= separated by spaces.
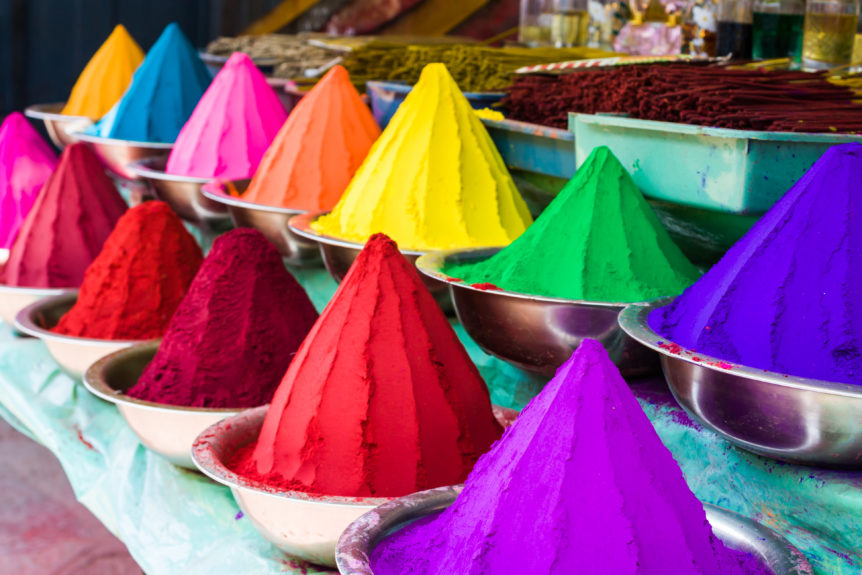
xmin=231 ymin=233 xmax=503 ymax=497
xmin=165 ymin=52 xmax=287 ymax=180
xmin=1 ymin=143 xmax=126 ymax=288
xmin=446 ymin=146 xmax=700 ymax=302
xmin=61 ymin=25 xmax=145 ymax=118
xmin=240 ymin=65 xmax=380 ymax=211
xmin=311 ymin=63 xmax=532 ymax=251
xmin=0 ymin=113 xmax=58 ymax=248
xmin=371 ymin=340 xmax=765 ymax=575
xmin=52 ymin=202 xmax=203 ymax=340
xmin=650 ymin=142 xmax=862 ymax=385
xmin=127 ymin=229 xmax=319 ymax=408
xmin=90 ymin=23 xmax=212 ymax=143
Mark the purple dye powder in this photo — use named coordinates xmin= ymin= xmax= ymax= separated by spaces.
xmin=649 ymin=143 xmax=862 ymax=385
xmin=370 ymin=340 xmax=767 ymax=574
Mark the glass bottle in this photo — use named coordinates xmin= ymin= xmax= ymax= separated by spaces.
xmin=520 ymin=0 xmax=553 ymax=45
xmin=550 ymin=0 xmax=591 ymax=46
xmin=682 ymin=0 xmax=719 ymax=55
xmin=716 ymin=0 xmax=754 ymax=58
xmin=752 ymin=0 xmax=805 ymax=61
xmin=802 ymin=0 xmax=860 ymax=69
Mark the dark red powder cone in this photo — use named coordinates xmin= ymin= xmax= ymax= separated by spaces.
xmin=236 ymin=233 xmax=503 ymax=497
xmin=126 ymin=228 xmax=319 ymax=408
xmin=2 ymin=142 xmax=127 ymax=288
xmin=52 ymin=201 xmax=203 ymax=340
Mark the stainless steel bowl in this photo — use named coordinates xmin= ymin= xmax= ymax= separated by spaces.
xmin=335 ymin=485 xmax=813 ymax=575
xmin=68 ymin=131 xmax=172 ymax=181
xmin=0 ymin=282 xmax=74 ymax=328
xmin=24 ymin=102 xmax=94 ymax=149
xmin=199 ymin=180 xmax=320 ymax=266
xmin=415 ymin=249 xmax=659 ymax=378
xmin=619 ymin=302 xmax=862 ymax=466
xmin=83 ymin=342 xmax=241 ymax=469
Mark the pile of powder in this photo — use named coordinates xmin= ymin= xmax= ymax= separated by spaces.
xmin=126 ymin=229 xmax=319 ymax=408
xmin=371 ymin=340 xmax=767 ymax=575
xmin=650 ymin=142 xmax=862 ymax=385
xmin=61 ymin=25 xmax=144 ymax=118
xmin=240 ymin=65 xmax=380 ymax=211
xmin=1 ymin=143 xmax=126 ymax=288
xmin=311 ymin=63 xmax=532 ymax=251
xmin=230 ymin=233 xmax=503 ymax=497
xmin=52 ymin=202 xmax=203 ymax=340
xmin=446 ymin=146 xmax=700 ymax=302
xmin=89 ymin=23 xmax=211 ymax=143
xmin=165 ymin=52 xmax=287 ymax=180
xmin=0 ymin=113 xmax=58 ymax=248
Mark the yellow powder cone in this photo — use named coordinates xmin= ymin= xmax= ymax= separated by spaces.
xmin=62 ymin=25 xmax=145 ymax=118
xmin=311 ymin=63 xmax=532 ymax=251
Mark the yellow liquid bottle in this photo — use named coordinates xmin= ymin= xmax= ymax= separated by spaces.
xmin=802 ymin=0 xmax=859 ymax=69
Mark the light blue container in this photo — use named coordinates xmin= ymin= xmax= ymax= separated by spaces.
xmin=366 ymin=81 xmax=504 ymax=129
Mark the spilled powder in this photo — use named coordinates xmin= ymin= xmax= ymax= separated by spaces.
xmin=371 ymin=340 xmax=766 ymax=575
xmin=1 ymin=143 xmax=126 ymax=288
xmin=52 ymin=202 xmax=203 ymax=340
xmin=446 ymin=146 xmax=700 ymax=302
xmin=311 ymin=63 xmax=532 ymax=251
xmin=231 ymin=234 xmax=503 ymax=497
xmin=126 ymin=229 xmax=318 ymax=408
xmin=240 ymin=65 xmax=380 ymax=211
xmin=650 ymin=142 xmax=862 ymax=385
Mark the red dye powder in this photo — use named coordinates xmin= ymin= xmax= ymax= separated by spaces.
xmin=52 ymin=202 xmax=203 ymax=340
xmin=126 ymin=229 xmax=319 ymax=408
xmin=231 ymin=233 xmax=503 ymax=497
xmin=471 ymin=282 xmax=502 ymax=291
xmin=1 ymin=143 xmax=127 ymax=288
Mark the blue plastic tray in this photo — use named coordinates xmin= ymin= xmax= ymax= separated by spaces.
xmin=366 ymin=81 xmax=504 ymax=129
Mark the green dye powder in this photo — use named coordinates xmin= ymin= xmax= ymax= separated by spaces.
xmin=445 ymin=146 xmax=700 ymax=302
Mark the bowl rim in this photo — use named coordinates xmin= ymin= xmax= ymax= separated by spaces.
xmin=23 ymin=102 xmax=94 ymax=122
xmin=68 ymin=130 xmax=175 ymax=150
xmin=287 ymin=211 xmax=431 ymax=257
xmin=200 ymin=180 xmax=309 ymax=216
xmin=0 ymin=281 xmax=75 ymax=298
xmin=127 ymin=156 xmax=215 ymax=185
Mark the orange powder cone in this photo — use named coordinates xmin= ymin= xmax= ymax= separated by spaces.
xmin=240 ymin=65 xmax=380 ymax=211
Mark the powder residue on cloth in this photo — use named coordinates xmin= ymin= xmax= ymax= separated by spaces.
xmin=240 ymin=65 xmax=380 ymax=211
xmin=446 ymin=146 xmax=699 ymax=302
xmin=165 ymin=52 xmax=287 ymax=180
xmin=126 ymin=229 xmax=318 ymax=408
xmin=311 ymin=63 xmax=532 ymax=251
xmin=61 ymin=25 xmax=144 ymax=118
xmin=370 ymin=340 xmax=767 ymax=575
xmin=52 ymin=202 xmax=203 ymax=340
xmin=1 ymin=143 xmax=126 ymax=288
xmin=0 ymin=113 xmax=58 ymax=248
xmin=89 ymin=23 xmax=211 ymax=143
xmin=231 ymin=234 xmax=503 ymax=497
xmin=650 ymin=142 xmax=862 ymax=385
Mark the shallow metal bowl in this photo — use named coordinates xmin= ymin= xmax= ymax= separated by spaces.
xmin=69 ymin=131 xmax=172 ymax=181
xmin=14 ymin=293 xmax=150 ymax=380
xmin=619 ymin=302 xmax=862 ymax=466
xmin=335 ymin=485 xmax=812 ymax=575
xmin=416 ymin=249 xmax=658 ymax=378
xmin=0 ymin=282 xmax=74 ymax=328
xmin=24 ymin=102 xmax=94 ymax=149
xmin=200 ymin=180 xmax=320 ymax=266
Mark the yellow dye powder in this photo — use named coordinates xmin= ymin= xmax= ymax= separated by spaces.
xmin=312 ymin=63 xmax=532 ymax=251
xmin=62 ymin=25 xmax=145 ymax=118
xmin=474 ymin=108 xmax=505 ymax=121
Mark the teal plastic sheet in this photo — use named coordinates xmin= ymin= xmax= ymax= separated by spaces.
xmin=0 ymin=267 xmax=859 ymax=574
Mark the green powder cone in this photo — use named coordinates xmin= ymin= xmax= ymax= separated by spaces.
xmin=445 ymin=146 xmax=700 ymax=302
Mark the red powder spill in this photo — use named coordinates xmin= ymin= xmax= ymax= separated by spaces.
xmin=230 ymin=233 xmax=503 ymax=497
xmin=471 ymin=282 xmax=502 ymax=291
xmin=52 ymin=202 xmax=203 ymax=340
xmin=658 ymin=341 xmax=684 ymax=355
xmin=74 ymin=426 xmax=94 ymax=450
xmin=126 ymin=229 xmax=318 ymax=408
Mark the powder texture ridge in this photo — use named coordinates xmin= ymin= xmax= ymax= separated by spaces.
xmin=0 ymin=113 xmax=58 ymax=248
xmin=311 ymin=63 xmax=532 ymax=251
xmin=370 ymin=340 xmax=766 ymax=575
xmin=650 ymin=142 xmax=862 ymax=385
xmin=61 ymin=25 xmax=145 ymax=118
xmin=1 ymin=143 xmax=126 ymax=288
xmin=165 ymin=52 xmax=287 ymax=180
xmin=126 ymin=229 xmax=319 ymax=408
xmin=445 ymin=146 xmax=700 ymax=302
xmin=52 ymin=202 xmax=203 ymax=340
xmin=89 ymin=23 xmax=211 ymax=143
xmin=240 ymin=65 xmax=380 ymax=211
xmin=231 ymin=233 xmax=503 ymax=497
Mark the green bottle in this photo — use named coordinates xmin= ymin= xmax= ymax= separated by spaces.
xmin=752 ymin=0 xmax=805 ymax=61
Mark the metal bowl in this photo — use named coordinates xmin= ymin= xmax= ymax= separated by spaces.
xmin=200 ymin=180 xmax=320 ymax=266
xmin=335 ymin=485 xmax=813 ymax=575
xmin=82 ymin=341 xmax=241 ymax=469
xmin=68 ymin=131 xmax=173 ymax=181
xmin=14 ymin=292 xmax=150 ymax=380
xmin=415 ymin=249 xmax=659 ymax=378
xmin=619 ymin=301 xmax=862 ymax=466
xmin=24 ymin=102 xmax=94 ymax=149
xmin=0 ymin=281 xmax=74 ymax=328
xmin=192 ymin=404 xmax=518 ymax=567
